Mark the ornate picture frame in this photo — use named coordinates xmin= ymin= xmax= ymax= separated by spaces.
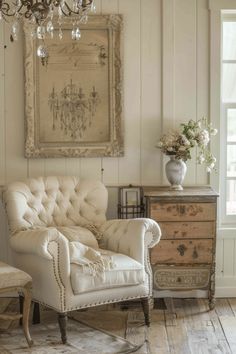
xmin=24 ymin=15 xmax=124 ymax=158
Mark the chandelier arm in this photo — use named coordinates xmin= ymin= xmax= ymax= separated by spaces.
xmin=1 ymin=2 xmax=15 ymax=16
xmin=60 ymin=2 xmax=72 ymax=17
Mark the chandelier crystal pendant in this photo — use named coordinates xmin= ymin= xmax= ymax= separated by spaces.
xmin=0 ymin=0 xmax=96 ymax=64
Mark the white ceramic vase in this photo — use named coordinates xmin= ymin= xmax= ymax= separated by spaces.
xmin=165 ymin=155 xmax=187 ymax=190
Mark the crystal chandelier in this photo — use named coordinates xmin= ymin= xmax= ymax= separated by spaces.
xmin=0 ymin=0 xmax=96 ymax=63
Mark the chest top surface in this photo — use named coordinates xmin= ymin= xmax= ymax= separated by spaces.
xmin=143 ymin=186 xmax=219 ymax=200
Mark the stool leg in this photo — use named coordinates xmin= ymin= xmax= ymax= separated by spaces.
xmin=22 ymin=286 xmax=33 ymax=347
xmin=19 ymin=295 xmax=24 ymax=326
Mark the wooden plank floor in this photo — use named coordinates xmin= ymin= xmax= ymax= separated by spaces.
xmin=1 ymin=298 xmax=236 ymax=353
xmin=121 ymin=298 xmax=236 ymax=354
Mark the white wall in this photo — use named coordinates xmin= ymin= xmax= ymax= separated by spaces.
xmin=0 ymin=0 xmax=233 ymax=295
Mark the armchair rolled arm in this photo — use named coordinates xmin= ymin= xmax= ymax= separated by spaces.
xmin=99 ymin=218 xmax=161 ymax=265
xmin=10 ymin=227 xmax=69 ymax=260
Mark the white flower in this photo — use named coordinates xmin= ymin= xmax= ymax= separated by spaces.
xmin=198 ymin=155 xmax=205 ymax=164
xmin=197 ymin=130 xmax=210 ymax=146
xmin=206 ymin=167 xmax=211 ymax=173
xmin=197 ymin=121 xmax=202 ymax=128
xmin=209 ymin=162 xmax=215 ymax=169
xmin=157 ymin=141 xmax=163 ymax=147
xmin=211 ymin=128 xmax=218 ymax=136
xmin=167 ymin=147 xmax=174 ymax=152
xmin=179 ymin=134 xmax=190 ymax=146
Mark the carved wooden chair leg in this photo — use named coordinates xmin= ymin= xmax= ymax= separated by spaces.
xmin=21 ymin=285 xmax=33 ymax=347
xmin=19 ymin=295 xmax=24 ymax=326
xmin=141 ymin=297 xmax=151 ymax=327
xmin=32 ymin=302 xmax=40 ymax=324
xmin=58 ymin=313 xmax=68 ymax=344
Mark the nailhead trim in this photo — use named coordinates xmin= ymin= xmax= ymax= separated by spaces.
xmin=47 ymin=239 xmax=66 ymax=312
xmin=33 ymin=293 xmax=150 ymax=313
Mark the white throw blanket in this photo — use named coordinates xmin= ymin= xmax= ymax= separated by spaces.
xmin=69 ymin=241 xmax=115 ymax=278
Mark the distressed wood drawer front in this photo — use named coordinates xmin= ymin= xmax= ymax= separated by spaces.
xmin=159 ymin=221 xmax=215 ymax=239
xmin=151 ymin=239 xmax=213 ymax=264
xmin=150 ymin=202 xmax=216 ymax=221
xmin=153 ymin=265 xmax=210 ymax=290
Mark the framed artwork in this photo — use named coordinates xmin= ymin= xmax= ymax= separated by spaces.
xmin=121 ymin=187 xmax=141 ymax=207
xmin=24 ymin=15 xmax=124 ymax=158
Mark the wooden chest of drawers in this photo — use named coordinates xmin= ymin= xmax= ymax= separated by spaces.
xmin=144 ymin=186 xmax=218 ymax=309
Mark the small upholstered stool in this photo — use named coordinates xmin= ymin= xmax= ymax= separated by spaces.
xmin=0 ymin=261 xmax=33 ymax=347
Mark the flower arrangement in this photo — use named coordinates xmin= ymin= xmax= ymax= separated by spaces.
xmin=157 ymin=118 xmax=217 ymax=172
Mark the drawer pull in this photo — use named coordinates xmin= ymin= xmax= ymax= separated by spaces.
xmin=192 ymin=247 xmax=198 ymax=259
xmin=177 ymin=244 xmax=187 ymax=256
xmin=179 ymin=205 xmax=186 ymax=215
xmin=177 ymin=277 xmax=182 ymax=283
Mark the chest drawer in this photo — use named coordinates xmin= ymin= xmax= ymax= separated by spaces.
xmin=150 ymin=202 xmax=216 ymax=222
xmin=152 ymin=265 xmax=210 ymax=290
xmin=151 ymin=239 xmax=213 ymax=264
xmin=159 ymin=221 xmax=215 ymax=239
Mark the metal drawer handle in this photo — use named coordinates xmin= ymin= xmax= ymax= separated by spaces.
xmin=177 ymin=244 xmax=187 ymax=256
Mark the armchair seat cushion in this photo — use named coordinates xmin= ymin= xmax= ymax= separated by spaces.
xmin=70 ymin=250 xmax=145 ymax=295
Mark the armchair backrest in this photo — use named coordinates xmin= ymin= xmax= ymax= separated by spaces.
xmin=4 ymin=176 xmax=108 ymax=234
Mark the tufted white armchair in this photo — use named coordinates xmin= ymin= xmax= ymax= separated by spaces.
xmin=4 ymin=176 xmax=161 ymax=343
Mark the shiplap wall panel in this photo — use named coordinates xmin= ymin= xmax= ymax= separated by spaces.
xmin=118 ymin=0 xmax=141 ymax=185
xmin=101 ymin=0 xmax=118 ymax=13
xmin=28 ymin=159 xmax=45 ymax=178
xmin=75 ymin=0 xmax=103 ymax=182
xmin=162 ymin=0 xmax=175 ymax=132
xmin=140 ymin=0 xmax=162 ymax=185
xmin=65 ymin=158 xmax=81 ymax=177
xmin=216 ymin=237 xmax=224 ymax=277
xmin=162 ymin=0 xmax=175 ymax=183
xmin=223 ymin=239 xmax=235 ymax=277
xmin=44 ymin=158 xmax=66 ymax=176
xmin=4 ymin=25 xmax=28 ymax=183
xmin=0 ymin=22 xmax=5 ymax=185
xmin=101 ymin=0 xmax=120 ymax=186
xmin=174 ymin=0 xmax=197 ymax=185
xmin=95 ymin=0 xmax=102 ymax=14
xmin=196 ymin=0 xmax=209 ymax=184
xmin=80 ymin=158 xmax=102 ymax=180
